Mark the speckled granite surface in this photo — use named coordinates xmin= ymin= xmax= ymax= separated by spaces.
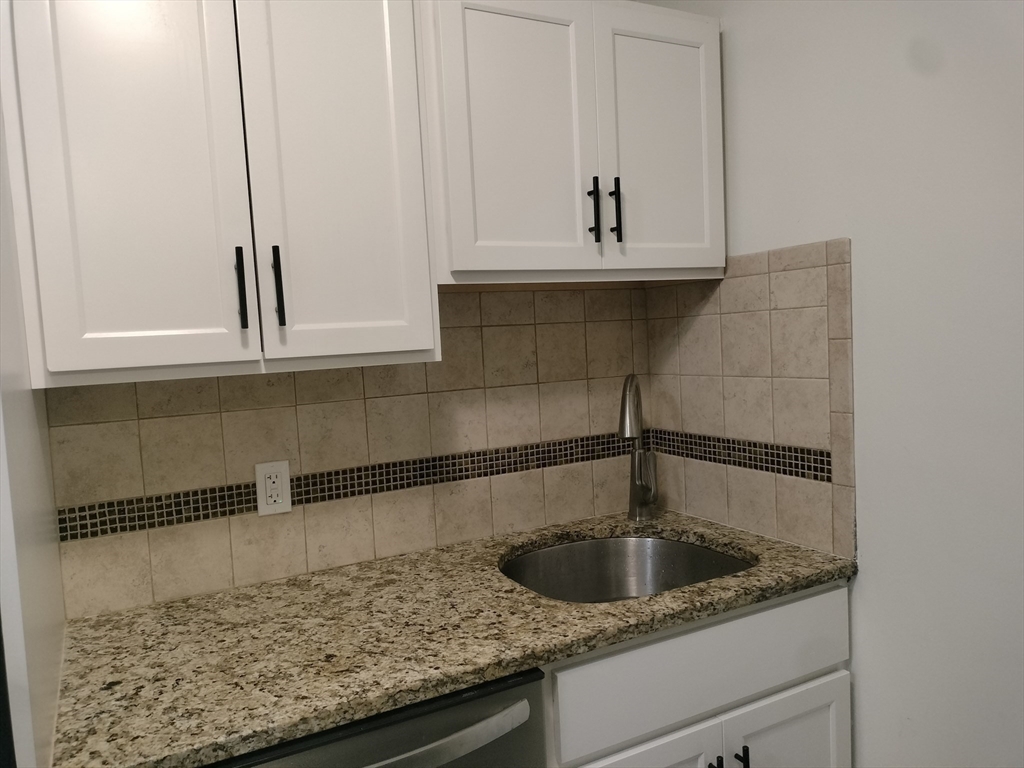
xmin=53 ymin=511 xmax=856 ymax=768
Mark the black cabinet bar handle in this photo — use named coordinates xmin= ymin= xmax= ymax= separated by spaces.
xmin=609 ymin=176 xmax=623 ymax=242
xmin=734 ymin=745 xmax=750 ymax=768
xmin=271 ymin=245 xmax=287 ymax=327
xmin=587 ymin=175 xmax=601 ymax=242
xmin=708 ymin=757 xmax=724 ymax=768
xmin=234 ymin=246 xmax=249 ymax=330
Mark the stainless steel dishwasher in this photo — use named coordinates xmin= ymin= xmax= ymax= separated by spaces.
xmin=213 ymin=669 xmax=547 ymax=768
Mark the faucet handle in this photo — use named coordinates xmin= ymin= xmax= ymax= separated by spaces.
xmin=642 ymin=450 xmax=658 ymax=505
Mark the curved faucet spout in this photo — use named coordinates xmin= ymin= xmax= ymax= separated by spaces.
xmin=618 ymin=374 xmax=644 ymax=440
xmin=618 ymin=374 xmax=658 ymax=521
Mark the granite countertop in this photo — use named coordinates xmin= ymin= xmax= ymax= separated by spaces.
xmin=53 ymin=511 xmax=857 ymax=768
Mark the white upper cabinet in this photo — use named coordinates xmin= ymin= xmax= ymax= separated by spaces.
xmin=594 ymin=2 xmax=724 ymax=269
xmin=437 ymin=0 xmax=602 ymax=271
xmin=430 ymin=0 xmax=724 ymax=276
xmin=237 ymin=0 xmax=435 ymax=359
xmin=13 ymin=0 xmax=260 ymax=372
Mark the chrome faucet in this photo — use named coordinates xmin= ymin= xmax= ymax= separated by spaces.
xmin=618 ymin=374 xmax=658 ymax=521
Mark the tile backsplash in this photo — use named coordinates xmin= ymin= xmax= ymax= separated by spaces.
xmin=48 ymin=240 xmax=856 ymax=619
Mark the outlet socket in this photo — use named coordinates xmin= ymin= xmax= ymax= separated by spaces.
xmin=255 ymin=461 xmax=292 ymax=516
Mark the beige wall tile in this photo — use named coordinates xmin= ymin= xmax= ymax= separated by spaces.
xmin=47 ymin=383 xmax=137 ymax=426
xmin=771 ymin=307 xmax=829 ymax=378
xmin=50 ymin=421 xmax=144 ymax=506
xmin=544 ymin=463 xmax=594 ymax=524
xmin=363 ymin=364 xmax=426 ymax=398
xmin=826 ymin=238 xmax=851 ymax=265
xmin=587 ymin=321 xmax=634 ymax=378
xmin=631 ymin=288 xmax=647 ymax=319
xmin=585 ymin=289 xmax=631 ymax=321
xmin=631 ymin=321 xmax=649 ymax=374
xmin=727 ymin=466 xmax=776 ymax=536
xmin=833 ymin=485 xmax=856 ymax=559
xmin=434 ymin=478 xmax=492 ymax=546
xmin=61 ymin=532 xmax=153 ymax=618
xmin=679 ymin=316 xmax=723 ymax=376
xmin=776 ymin=476 xmax=833 ymax=552
xmin=486 ymin=385 xmax=540 ymax=447
xmin=481 ymin=291 xmax=534 ymax=325
xmin=297 ymin=401 xmax=369 ymax=472
xmin=773 ymin=379 xmax=831 ymax=449
xmin=677 ymin=281 xmax=720 ymax=316
xmin=680 ymin=375 xmax=725 ymax=435
xmin=593 ymin=455 xmax=630 ymax=515
xmin=366 ymin=394 xmax=430 ymax=463
xmin=827 ymin=264 xmax=853 ymax=339
xmin=483 ymin=326 xmax=538 ymax=387
xmin=829 ymin=340 xmax=854 ymax=413
xmin=438 ymin=292 xmax=481 ymax=327
xmin=720 ymin=274 xmax=769 ymax=314
xmin=726 ymin=251 xmax=768 ymax=277
xmin=831 ymin=413 xmax=856 ymax=486
xmin=219 ymin=373 xmax=295 ymax=411
xmin=372 ymin=486 xmax=436 ymax=558
xmin=139 ymin=414 xmax=225 ymax=494
xmin=222 ymin=407 xmax=300 ymax=482
xmin=684 ymin=459 xmax=728 ymax=523
xmin=427 ymin=327 xmax=485 ymax=391
xmin=491 ymin=469 xmax=545 ymax=533
xmin=428 ymin=389 xmax=488 ymax=455
xmin=651 ymin=375 xmax=682 ymax=432
xmin=657 ymin=453 xmax=685 ymax=512
xmin=230 ymin=509 xmax=307 ymax=587
xmin=305 ymin=497 xmax=375 ymax=571
xmin=648 ymin=318 xmax=680 ymax=375
xmin=721 ymin=312 xmax=771 ymax=377
xmin=723 ymin=377 xmax=773 ymax=442
xmin=535 ymin=290 xmax=584 ymax=323
xmin=294 ymin=368 xmax=364 ymax=404
xmin=539 ymin=381 xmax=590 ymax=441
xmin=646 ymin=285 xmax=677 ymax=318
xmin=588 ymin=376 xmax=626 ymax=434
xmin=769 ymin=267 xmax=827 ymax=310
xmin=149 ymin=519 xmax=233 ymax=602
xmin=137 ymin=378 xmax=219 ymax=418
xmin=768 ymin=241 xmax=826 ymax=272
xmin=536 ymin=323 xmax=587 ymax=382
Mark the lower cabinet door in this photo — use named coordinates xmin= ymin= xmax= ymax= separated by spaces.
xmin=720 ymin=671 xmax=851 ymax=768
xmin=581 ymin=719 xmax=723 ymax=768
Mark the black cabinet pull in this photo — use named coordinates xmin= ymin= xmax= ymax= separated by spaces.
xmin=708 ymin=757 xmax=724 ymax=768
xmin=271 ymin=245 xmax=287 ymax=327
xmin=734 ymin=745 xmax=750 ymax=768
xmin=587 ymin=175 xmax=601 ymax=242
xmin=234 ymin=246 xmax=249 ymax=330
xmin=609 ymin=176 xmax=622 ymax=242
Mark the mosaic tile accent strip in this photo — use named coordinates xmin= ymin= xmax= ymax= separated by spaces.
xmin=647 ymin=429 xmax=832 ymax=482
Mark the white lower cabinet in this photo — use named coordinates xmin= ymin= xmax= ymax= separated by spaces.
xmin=551 ymin=587 xmax=852 ymax=768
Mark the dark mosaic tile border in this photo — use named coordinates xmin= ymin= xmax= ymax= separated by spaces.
xmin=647 ymin=429 xmax=832 ymax=482
xmin=56 ymin=430 xmax=831 ymax=542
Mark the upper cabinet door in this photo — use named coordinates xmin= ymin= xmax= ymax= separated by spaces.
xmin=594 ymin=2 xmax=724 ymax=269
xmin=438 ymin=1 xmax=602 ymax=271
xmin=237 ymin=0 xmax=435 ymax=359
xmin=13 ymin=0 xmax=259 ymax=371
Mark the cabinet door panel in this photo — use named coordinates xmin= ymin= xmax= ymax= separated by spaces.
xmin=238 ymin=0 xmax=435 ymax=359
xmin=720 ymin=671 xmax=851 ymax=768
xmin=439 ymin=0 xmax=601 ymax=271
xmin=14 ymin=0 xmax=258 ymax=371
xmin=582 ymin=719 xmax=722 ymax=768
xmin=595 ymin=3 xmax=724 ymax=269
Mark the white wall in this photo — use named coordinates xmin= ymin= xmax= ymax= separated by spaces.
xmin=0 ymin=103 xmax=65 ymax=768
xmin=644 ymin=1 xmax=1024 ymax=765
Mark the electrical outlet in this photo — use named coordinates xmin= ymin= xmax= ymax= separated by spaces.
xmin=255 ymin=461 xmax=292 ymax=516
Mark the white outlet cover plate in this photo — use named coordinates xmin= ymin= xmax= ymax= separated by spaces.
xmin=255 ymin=460 xmax=292 ymax=516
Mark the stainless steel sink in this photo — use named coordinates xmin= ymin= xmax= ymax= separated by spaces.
xmin=500 ymin=537 xmax=752 ymax=603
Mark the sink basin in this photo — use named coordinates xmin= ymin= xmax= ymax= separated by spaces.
xmin=500 ymin=537 xmax=752 ymax=603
